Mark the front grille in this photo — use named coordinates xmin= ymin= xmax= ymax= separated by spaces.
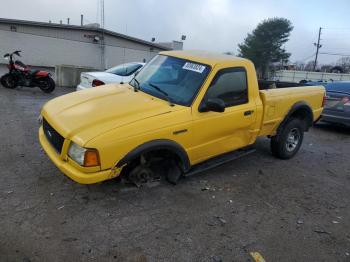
xmin=43 ymin=118 xmax=64 ymax=153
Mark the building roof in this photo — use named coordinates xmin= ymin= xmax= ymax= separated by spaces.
xmin=0 ymin=17 xmax=170 ymax=51
xmin=160 ymin=50 xmax=249 ymax=66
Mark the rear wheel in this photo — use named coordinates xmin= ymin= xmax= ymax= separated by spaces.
xmin=271 ymin=118 xmax=304 ymax=159
xmin=1 ymin=74 xmax=18 ymax=89
xmin=37 ymin=77 xmax=55 ymax=93
xmin=0 ymin=76 xmax=5 ymax=87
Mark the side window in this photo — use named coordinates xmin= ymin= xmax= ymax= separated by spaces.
xmin=206 ymin=67 xmax=248 ymax=107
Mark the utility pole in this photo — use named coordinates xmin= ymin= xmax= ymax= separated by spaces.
xmin=80 ymin=14 xmax=84 ymax=26
xmin=67 ymin=18 xmax=70 ymax=25
xmin=313 ymin=27 xmax=323 ymax=71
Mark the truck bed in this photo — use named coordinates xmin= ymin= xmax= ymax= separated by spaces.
xmin=258 ymin=85 xmax=325 ymax=137
xmin=258 ymin=80 xmax=307 ymax=90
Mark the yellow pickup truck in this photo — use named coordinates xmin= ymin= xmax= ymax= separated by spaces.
xmin=39 ymin=51 xmax=325 ymax=186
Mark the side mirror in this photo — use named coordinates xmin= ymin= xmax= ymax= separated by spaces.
xmin=4 ymin=53 xmax=9 ymax=58
xmin=199 ymin=98 xmax=225 ymax=113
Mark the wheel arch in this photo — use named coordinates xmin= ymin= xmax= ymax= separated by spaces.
xmin=277 ymin=101 xmax=314 ymax=136
xmin=116 ymin=139 xmax=191 ymax=172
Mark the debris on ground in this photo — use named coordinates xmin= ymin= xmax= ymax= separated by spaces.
xmin=216 ymin=216 xmax=227 ymax=226
xmin=57 ymin=206 xmax=65 ymax=210
xmin=5 ymin=190 xmax=13 ymax=194
xmin=297 ymin=219 xmax=304 ymax=225
xmin=211 ymin=255 xmax=223 ymax=262
xmin=264 ymin=201 xmax=273 ymax=208
xmin=314 ymin=229 xmax=331 ymax=235
xmin=250 ymin=251 xmax=266 ymax=262
xmin=201 ymin=187 xmax=210 ymax=191
xmin=63 ymin=237 xmax=78 ymax=242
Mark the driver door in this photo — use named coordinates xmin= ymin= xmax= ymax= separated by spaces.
xmin=190 ymin=66 xmax=257 ymax=164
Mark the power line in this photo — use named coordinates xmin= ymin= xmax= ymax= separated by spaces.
xmin=323 ymin=27 xmax=350 ymax=31
xmin=320 ymin=52 xmax=350 ymax=57
xmin=298 ymin=53 xmax=316 ymax=62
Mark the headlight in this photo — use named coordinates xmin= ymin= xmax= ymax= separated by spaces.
xmin=68 ymin=142 xmax=86 ymax=166
xmin=68 ymin=142 xmax=100 ymax=167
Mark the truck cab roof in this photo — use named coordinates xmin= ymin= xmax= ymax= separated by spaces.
xmin=160 ymin=50 xmax=250 ymax=67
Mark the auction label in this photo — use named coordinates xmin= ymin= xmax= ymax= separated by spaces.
xmin=182 ymin=62 xmax=206 ymax=73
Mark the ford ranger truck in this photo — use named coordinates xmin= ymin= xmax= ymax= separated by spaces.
xmin=39 ymin=51 xmax=325 ymax=185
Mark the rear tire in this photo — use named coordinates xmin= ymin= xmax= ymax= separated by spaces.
xmin=0 ymin=76 xmax=5 ymax=87
xmin=1 ymin=74 xmax=18 ymax=89
xmin=271 ymin=118 xmax=304 ymax=159
xmin=38 ymin=77 xmax=55 ymax=93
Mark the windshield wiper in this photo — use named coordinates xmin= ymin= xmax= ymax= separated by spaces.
xmin=147 ymin=82 xmax=174 ymax=106
xmin=131 ymin=78 xmax=140 ymax=92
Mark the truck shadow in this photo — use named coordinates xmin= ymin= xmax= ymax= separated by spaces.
xmin=313 ymin=122 xmax=350 ymax=135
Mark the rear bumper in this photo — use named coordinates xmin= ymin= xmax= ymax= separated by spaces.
xmin=321 ymin=112 xmax=350 ymax=126
xmin=39 ymin=127 xmax=118 ymax=184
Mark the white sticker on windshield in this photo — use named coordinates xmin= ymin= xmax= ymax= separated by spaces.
xmin=182 ymin=62 xmax=206 ymax=73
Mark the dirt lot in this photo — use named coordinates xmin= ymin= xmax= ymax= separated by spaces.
xmin=0 ymin=86 xmax=350 ymax=262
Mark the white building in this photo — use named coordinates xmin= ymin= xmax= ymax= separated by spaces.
xmin=0 ymin=18 xmax=182 ymax=85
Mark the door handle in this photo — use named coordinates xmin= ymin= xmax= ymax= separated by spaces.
xmin=244 ymin=110 xmax=254 ymax=116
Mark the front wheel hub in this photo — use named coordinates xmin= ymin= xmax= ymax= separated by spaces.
xmin=127 ymin=165 xmax=156 ymax=187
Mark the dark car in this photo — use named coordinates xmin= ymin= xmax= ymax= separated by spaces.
xmin=321 ymin=82 xmax=350 ymax=127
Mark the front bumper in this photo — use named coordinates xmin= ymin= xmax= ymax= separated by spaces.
xmin=39 ymin=127 xmax=119 ymax=184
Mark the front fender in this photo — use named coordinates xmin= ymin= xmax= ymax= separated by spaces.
xmin=35 ymin=71 xmax=50 ymax=77
xmin=116 ymin=139 xmax=191 ymax=172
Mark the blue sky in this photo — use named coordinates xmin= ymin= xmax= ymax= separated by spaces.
xmin=1 ymin=0 xmax=350 ymax=64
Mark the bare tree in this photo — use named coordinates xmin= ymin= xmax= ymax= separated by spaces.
xmin=320 ymin=64 xmax=334 ymax=72
xmin=294 ymin=61 xmax=305 ymax=71
xmin=336 ymin=57 xmax=350 ymax=73
xmin=304 ymin=61 xmax=315 ymax=71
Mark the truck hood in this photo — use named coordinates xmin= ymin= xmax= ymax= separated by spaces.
xmin=42 ymin=84 xmax=184 ymax=145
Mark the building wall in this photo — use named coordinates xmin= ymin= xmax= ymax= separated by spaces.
xmin=157 ymin=41 xmax=183 ymax=50
xmin=0 ymin=22 xmax=165 ymax=71
xmin=0 ymin=29 xmax=101 ymax=68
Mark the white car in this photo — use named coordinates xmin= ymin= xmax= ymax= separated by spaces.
xmin=76 ymin=62 xmax=145 ymax=91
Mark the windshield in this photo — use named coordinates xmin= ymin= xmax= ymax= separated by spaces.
xmin=130 ymin=55 xmax=211 ymax=106
xmin=106 ymin=63 xmax=143 ymax=76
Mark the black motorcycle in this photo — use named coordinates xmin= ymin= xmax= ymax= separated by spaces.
xmin=0 ymin=50 xmax=55 ymax=93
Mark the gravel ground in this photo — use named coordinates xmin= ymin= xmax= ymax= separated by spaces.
xmin=0 ymin=86 xmax=350 ymax=262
